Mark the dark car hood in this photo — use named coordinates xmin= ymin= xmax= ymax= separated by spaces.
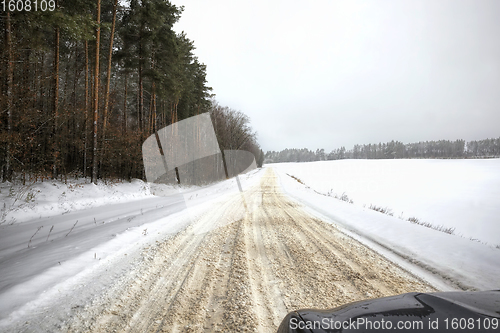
xmin=277 ymin=290 xmax=500 ymax=332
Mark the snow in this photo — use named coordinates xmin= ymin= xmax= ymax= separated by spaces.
xmin=270 ymin=159 xmax=500 ymax=291
xmin=0 ymin=170 xmax=262 ymax=327
xmin=270 ymin=159 xmax=500 ymax=246
xmin=0 ymin=178 xmax=159 ymax=226
xmin=1 ymin=158 xmax=499 ymax=328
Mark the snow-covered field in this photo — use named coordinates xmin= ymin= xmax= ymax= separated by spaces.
xmin=272 ymin=159 xmax=500 ymax=246
xmin=271 ymin=159 xmax=500 ymax=290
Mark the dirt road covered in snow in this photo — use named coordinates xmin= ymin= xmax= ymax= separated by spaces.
xmin=68 ymin=168 xmax=435 ymax=332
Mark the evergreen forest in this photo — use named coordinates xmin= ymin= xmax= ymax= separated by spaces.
xmin=1 ymin=0 xmax=262 ymax=183
xmin=265 ymin=137 xmax=500 ymax=163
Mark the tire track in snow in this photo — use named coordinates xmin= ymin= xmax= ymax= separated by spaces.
xmin=68 ymin=168 xmax=435 ymax=333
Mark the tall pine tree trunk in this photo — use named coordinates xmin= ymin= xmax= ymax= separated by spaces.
xmin=149 ymin=56 xmax=156 ymax=134
xmin=83 ymin=40 xmax=89 ymax=177
xmin=138 ymin=58 xmax=143 ymax=135
xmin=138 ymin=22 xmax=144 ymax=140
xmin=123 ymin=71 xmax=127 ymax=134
xmin=92 ymin=0 xmax=101 ymax=184
xmin=3 ymin=12 xmax=13 ymax=181
xmin=99 ymin=0 xmax=118 ymax=175
xmin=52 ymin=16 xmax=60 ymax=179
xmin=151 ymin=81 xmax=156 ymax=133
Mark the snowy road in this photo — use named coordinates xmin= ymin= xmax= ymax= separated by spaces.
xmin=0 ymin=194 xmax=187 ymax=295
xmin=2 ymin=161 xmax=497 ymax=332
xmin=36 ymin=168 xmax=434 ymax=333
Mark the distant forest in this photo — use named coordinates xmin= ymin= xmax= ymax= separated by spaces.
xmin=265 ymin=137 xmax=500 ymax=163
xmin=0 ymin=0 xmax=262 ymax=183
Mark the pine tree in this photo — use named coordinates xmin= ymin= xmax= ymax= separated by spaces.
xmin=91 ymin=0 xmax=101 ymax=184
xmin=3 ymin=12 xmax=14 ymax=181
xmin=52 ymin=0 xmax=60 ymax=179
xmin=99 ymin=0 xmax=119 ymax=177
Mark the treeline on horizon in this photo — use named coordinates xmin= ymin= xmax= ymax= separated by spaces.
xmin=0 ymin=0 xmax=262 ymax=183
xmin=265 ymin=137 xmax=500 ymax=163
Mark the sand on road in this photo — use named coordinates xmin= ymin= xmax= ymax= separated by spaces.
xmin=69 ymin=168 xmax=435 ymax=332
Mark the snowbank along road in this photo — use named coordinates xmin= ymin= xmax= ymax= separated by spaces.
xmin=67 ymin=168 xmax=435 ymax=332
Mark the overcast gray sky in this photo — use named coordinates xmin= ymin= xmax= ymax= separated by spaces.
xmin=170 ymin=0 xmax=500 ymax=152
